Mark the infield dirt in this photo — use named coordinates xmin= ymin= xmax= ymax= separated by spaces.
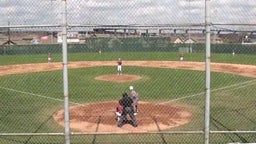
xmin=1 ymin=61 xmax=255 ymax=132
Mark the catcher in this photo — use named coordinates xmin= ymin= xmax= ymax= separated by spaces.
xmin=115 ymin=99 xmax=123 ymax=121
xmin=117 ymin=92 xmax=137 ymax=127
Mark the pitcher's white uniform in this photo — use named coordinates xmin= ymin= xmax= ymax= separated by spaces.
xmin=117 ymin=58 xmax=122 ymax=75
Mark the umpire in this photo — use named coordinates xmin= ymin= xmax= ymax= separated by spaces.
xmin=118 ymin=92 xmax=138 ymax=127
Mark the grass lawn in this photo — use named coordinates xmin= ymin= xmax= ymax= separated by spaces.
xmin=0 ymin=52 xmax=255 ymax=143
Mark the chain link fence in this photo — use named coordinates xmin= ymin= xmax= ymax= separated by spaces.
xmin=0 ymin=0 xmax=256 ymax=143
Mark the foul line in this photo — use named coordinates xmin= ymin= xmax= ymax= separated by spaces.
xmin=1 ymin=79 xmax=256 ymax=105
xmin=0 ymin=86 xmax=82 ymax=106
xmin=165 ymin=79 xmax=256 ymax=103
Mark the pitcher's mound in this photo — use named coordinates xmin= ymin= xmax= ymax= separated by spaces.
xmin=95 ymin=74 xmax=142 ymax=83
xmin=53 ymin=101 xmax=192 ymax=133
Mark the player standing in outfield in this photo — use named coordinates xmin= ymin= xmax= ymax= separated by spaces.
xmin=48 ymin=53 xmax=52 ymax=63
xmin=117 ymin=58 xmax=122 ymax=75
xmin=98 ymin=48 xmax=102 ymax=55
xmin=179 ymin=52 xmax=184 ymax=61
xmin=232 ymin=49 xmax=235 ymax=56
xmin=129 ymin=86 xmax=139 ymax=115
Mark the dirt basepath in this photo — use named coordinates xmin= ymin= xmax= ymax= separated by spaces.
xmin=1 ymin=61 xmax=256 ymax=78
xmin=1 ymin=61 xmax=255 ymax=133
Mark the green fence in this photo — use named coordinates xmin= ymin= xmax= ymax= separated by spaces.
xmin=1 ymin=38 xmax=256 ymax=55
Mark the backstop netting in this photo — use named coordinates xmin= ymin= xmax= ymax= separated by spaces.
xmin=0 ymin=0 xmax=255 ymax=143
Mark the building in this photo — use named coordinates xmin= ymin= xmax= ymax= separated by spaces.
xmin=170 ymin=34 xmax=223 ymax=44
xmin=241 ymin=35 xmax=256 ymax=45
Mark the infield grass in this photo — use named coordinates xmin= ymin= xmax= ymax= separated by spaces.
xmin=0 ymin=52 xmax=255 ymax=143
xmin=0 ymin=66 xmax=255 ymax=143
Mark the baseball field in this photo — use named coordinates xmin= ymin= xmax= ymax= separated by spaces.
xmin=0 ymin=52 xmax=256 ymax=143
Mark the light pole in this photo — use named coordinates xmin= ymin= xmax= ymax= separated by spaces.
xmin=185 ymin=0 xmax=199 ymax=53
xmin=50 ymin=0 xmax=57 ymax=44
xmin=188 ymin=0 xmax=192 ymax=53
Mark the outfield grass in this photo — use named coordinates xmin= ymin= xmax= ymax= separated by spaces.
xmin=0 ymin=52 xmax=255 ymax=143
xmin=0 ymin=52 xmax=256 ymax=65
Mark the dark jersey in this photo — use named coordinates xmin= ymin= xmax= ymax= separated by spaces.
xmin=117 ymin=61 xmax=122 ymax=65
xmin=121 ymin=96 xmax=133 ymax=108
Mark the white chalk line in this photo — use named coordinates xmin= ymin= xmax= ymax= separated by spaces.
xmin=164 ymin=79 xmax=256 ymax=103
xmin=1 ymin=79 xmax=255 ymax=105
xmin=0 ymin=86 xmax=82 ymax=106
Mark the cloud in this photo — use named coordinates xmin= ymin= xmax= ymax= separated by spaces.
xmin=0 ymin=0 xmax=255 ymax=29
xmin=212 ymin=0 xmax=256 ymax=23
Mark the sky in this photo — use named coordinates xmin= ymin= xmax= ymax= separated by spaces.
xmin=0 ymin=0 xmax=255 ymax=31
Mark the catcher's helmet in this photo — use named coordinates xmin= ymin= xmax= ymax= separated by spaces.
xmin=129 ymin=86 xmax=134 ymax=90
xmin=122 ymin=92 xmax=128 ymax=97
